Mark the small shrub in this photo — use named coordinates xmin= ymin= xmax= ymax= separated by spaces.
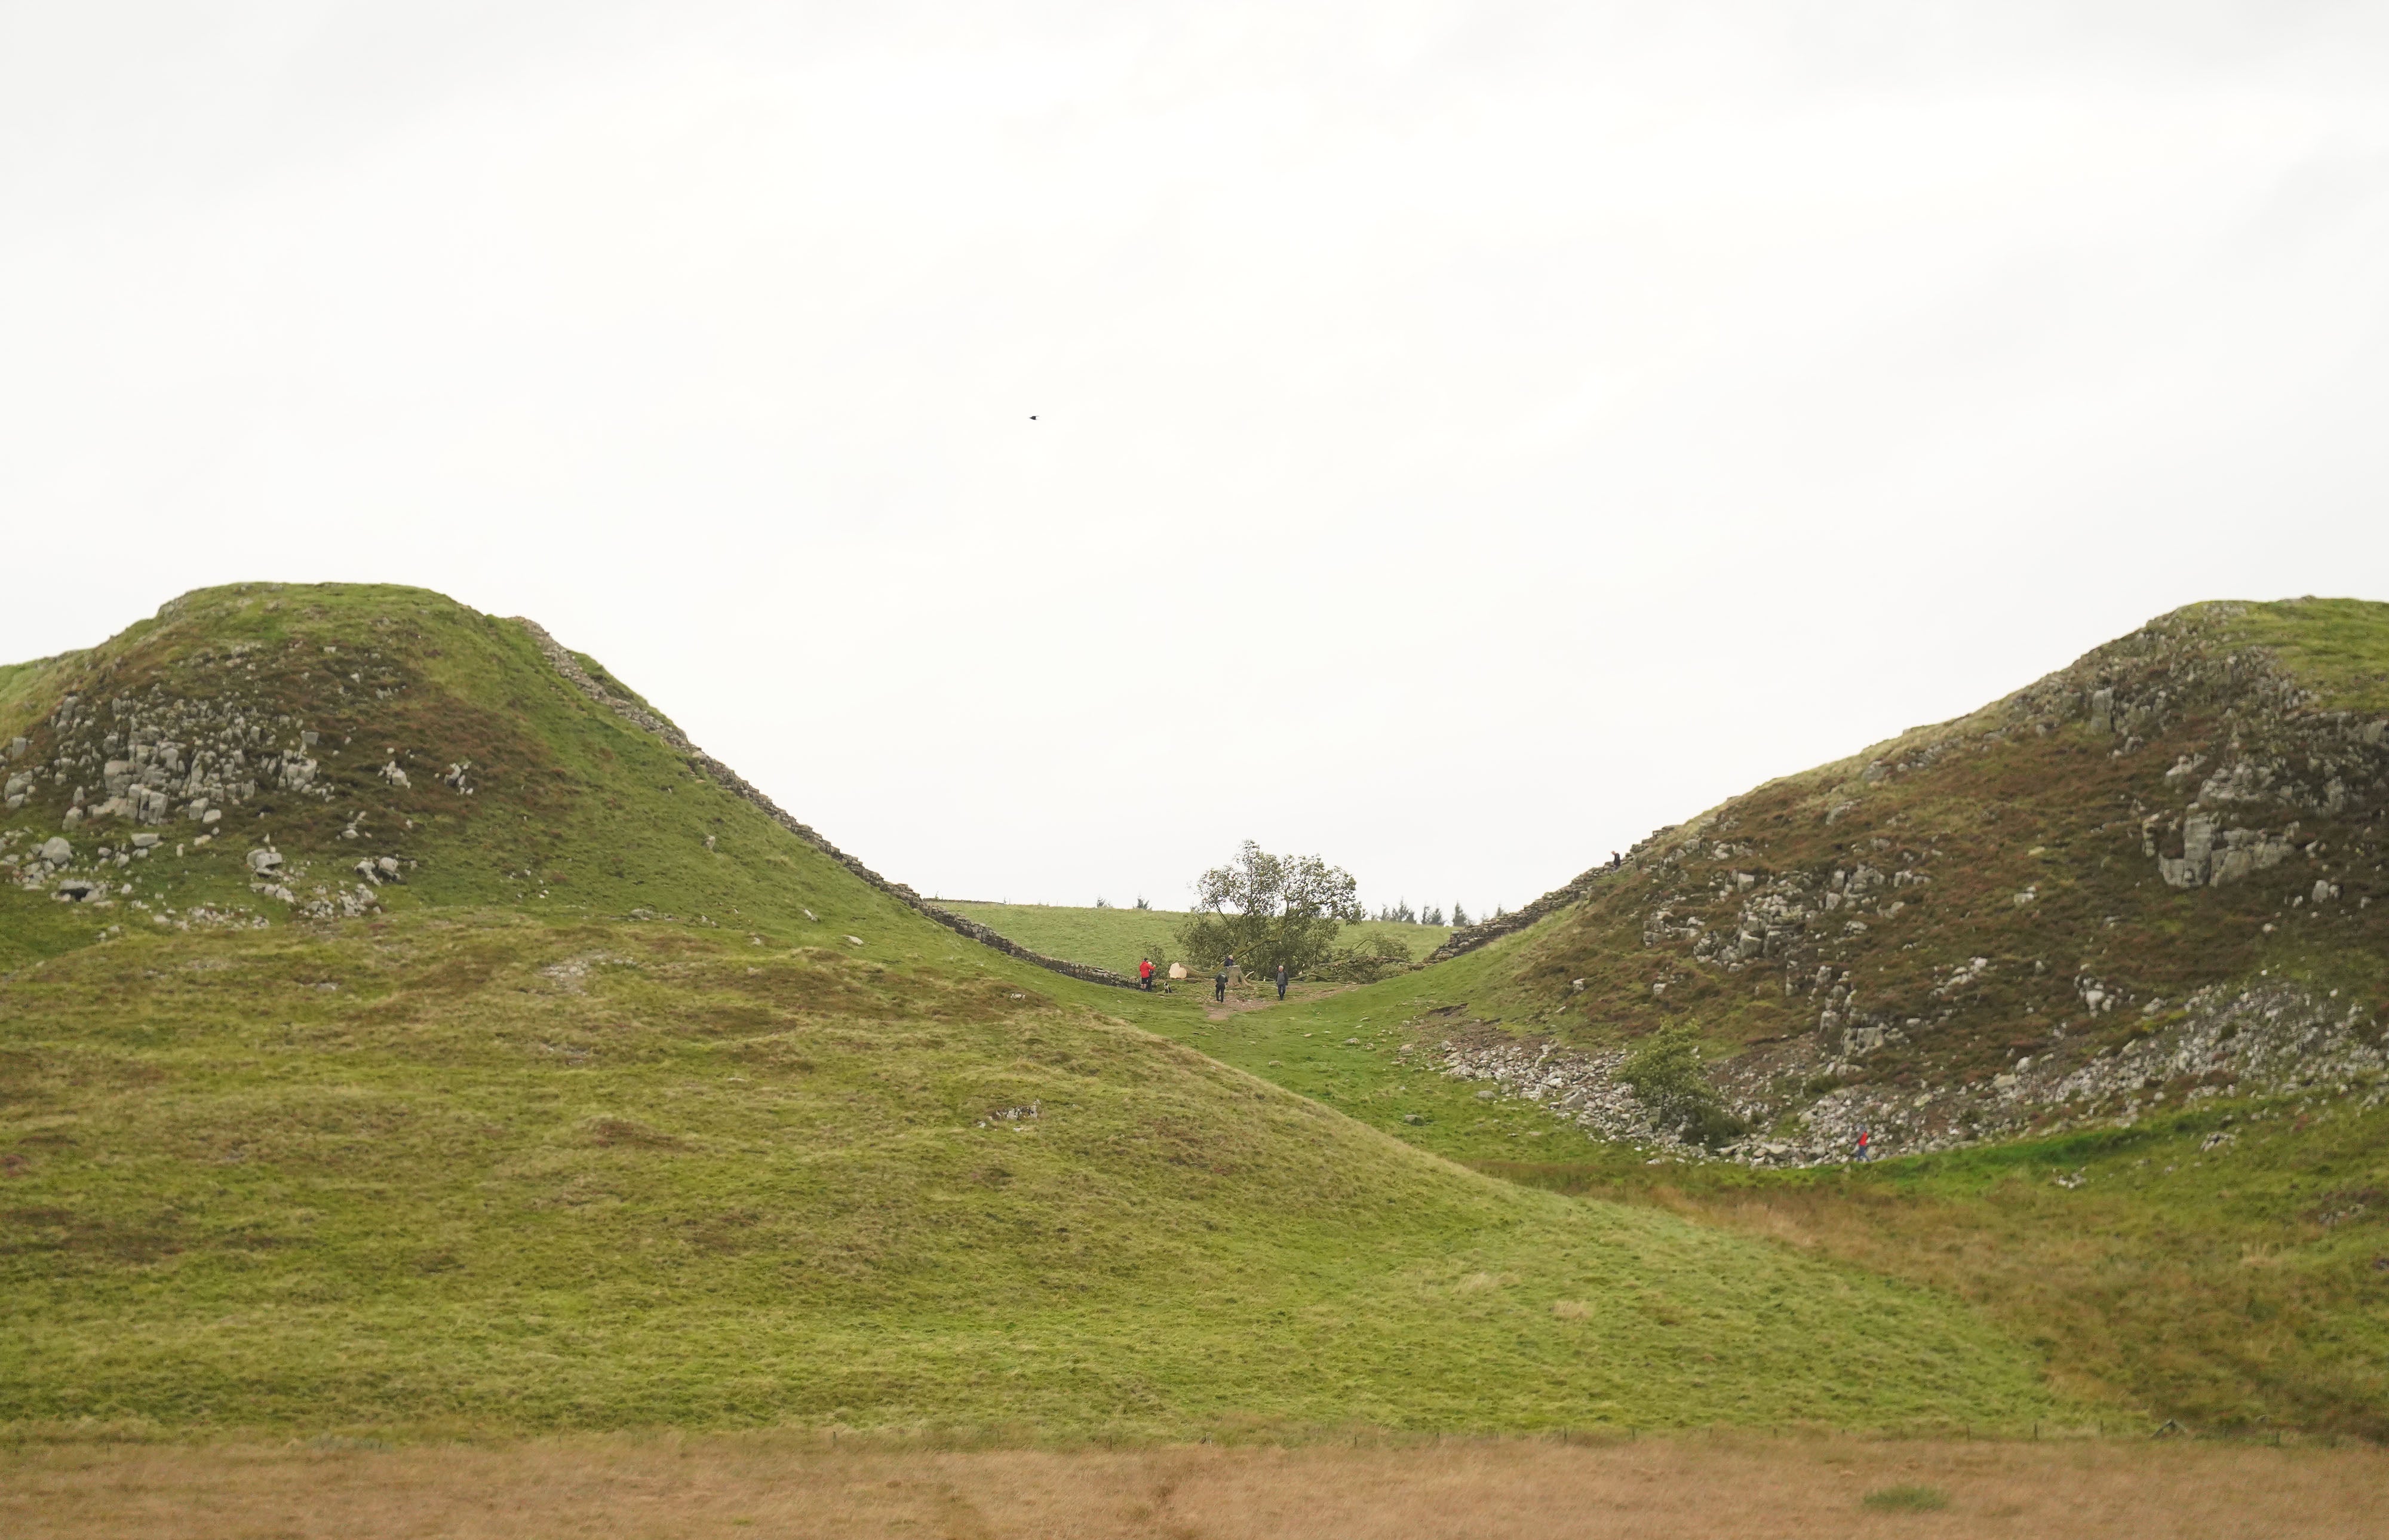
xmin=1681 ymin=1100 xmax=1751 ymax=1149
xmin=1861 ymin=1484 xmax=1950 ymax=1512
xmin=1622 ymin=1023 xmax=1746 ymax=1148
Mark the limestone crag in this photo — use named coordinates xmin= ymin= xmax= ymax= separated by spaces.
xmin=1444 ymin=977 xmax=2388 ymax=1166
xmin=1 ymin=619 xmax=449 ymax=924
xmin=15 ymin=672 xmax=328 ymax=832
xmin=2007 ymin=606 xmax=2387 ymax=889
xmin=512 ymin=619 xmax=1137 ymax=989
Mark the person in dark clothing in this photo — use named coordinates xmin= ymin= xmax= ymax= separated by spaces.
xmin=1275 ymin=962 xmax=1288 ymax=1000
xmin=1214 ymin=967 xmax=1228 ymax=1004
xmin=1138 ymin=957 xmax=1154 ymax=991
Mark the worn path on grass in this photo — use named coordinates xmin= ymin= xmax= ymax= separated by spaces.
xmin=7 ymin=1436 xmax=2386 ymax=1539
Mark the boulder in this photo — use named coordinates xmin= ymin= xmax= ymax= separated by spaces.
xmin=39 ymin=837 xmax=71 ymax=864
xmin=247 ymin=849 xmax=283 ymax=874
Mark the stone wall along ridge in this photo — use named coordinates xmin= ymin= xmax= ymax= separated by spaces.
xmin=513 ymin=619 xmax=1137 ymax=989
xmin=1426 ymin=828 xmax=1677 ymax=964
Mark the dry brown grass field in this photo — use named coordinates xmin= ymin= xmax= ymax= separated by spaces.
xmin=4 ymin=1436 xmax=2384 ymax=1539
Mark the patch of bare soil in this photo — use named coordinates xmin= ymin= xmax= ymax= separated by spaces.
xmin=1200 ymin=980 xmax=1341 ymax=1022
xmin=4 ymin=1435 xmax=2383 ymax=1539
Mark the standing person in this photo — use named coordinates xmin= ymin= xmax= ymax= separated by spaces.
xmin=1854 ymin=1129 xmax=1872 ymax=1163
xmin=1214 ymin=966 xmax=1229 ymax=1004
xmin=1275 ymin=961 xmax=1289 ymax=1000
xmin=1138 ymin=956 xmax=1154 ymax=991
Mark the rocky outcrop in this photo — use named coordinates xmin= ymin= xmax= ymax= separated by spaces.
xmin=513 ymin=619 xmax=1137 ymax=990
xmin=2009 ymin=604 xmax=2389 ymax=889
xmin=12 ymin=673 xmax=319 ymax=833
xmin=1444 ymin=977 xmax=2387 ymax=1167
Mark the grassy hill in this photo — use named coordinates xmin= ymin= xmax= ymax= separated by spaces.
xmin=0 ymin=583 xmax=2057 ymax=1437
xmin=0 ymin=584 xmax=912 ymax=971
xmin=1412 ymin=598 xmax=2389 ymax=1162
xmin=936 ymin=900 xmax=1452 ymax=980
xmin=1144 ymin=598 xmax=2389 ymax=1435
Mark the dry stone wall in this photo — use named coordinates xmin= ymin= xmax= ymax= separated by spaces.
xmin=513 ymin=619 xmax=1137 ymax=990
xmin=1427 ymin=833 xmax=1667 ymax=964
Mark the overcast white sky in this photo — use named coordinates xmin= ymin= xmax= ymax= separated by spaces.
xmin=4 ymin=2 xmax=2387 ymax=915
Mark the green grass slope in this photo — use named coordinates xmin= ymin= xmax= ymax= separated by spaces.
xmin=938 ymin=901 xmax=1452 ymax=979
xmin=1149 ymin=598 xmax=2389 ymax=1435
xmin=1144 ymin=961 xmax=2389 ymax=1436
xmin=0 ymin=585 xmax=2058 ymax=1436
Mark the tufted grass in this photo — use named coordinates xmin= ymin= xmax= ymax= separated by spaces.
xmin=1861 ymin=1482 xmax=1951 ymax=1511
xmin=0 ymin=905 xmax=2061 ymax=1437
xmin=1138 ymin=927 xmax=2389 ymax=1437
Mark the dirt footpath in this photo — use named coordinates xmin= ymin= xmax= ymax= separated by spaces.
xmin=5 ymin=1434 xmax=2384 ymax=1539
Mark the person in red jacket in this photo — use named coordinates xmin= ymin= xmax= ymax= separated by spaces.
xmin=1138 ymin=956 xmax=1154 ymax=991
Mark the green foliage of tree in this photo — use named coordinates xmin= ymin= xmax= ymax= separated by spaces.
xmin=1175 ymin=840 xmax=1362 ymax=979
xmin=1316 ymin=932 xmax=1415 ymax=983
xmin=1621 ymin=1022 xmax=1747 ymax=1148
